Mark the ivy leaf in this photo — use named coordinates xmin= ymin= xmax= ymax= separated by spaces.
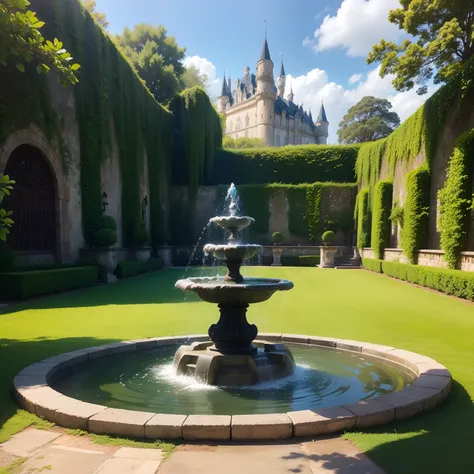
xmin=15 ymin=62 xmax=25 ymax=73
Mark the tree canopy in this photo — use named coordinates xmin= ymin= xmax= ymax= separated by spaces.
xmin=338 ymin=96 xmax=400 ymax=144
xmin=116 ymin=24 xmax=186 ymax=103
xmin=82 ymin=0 xmax=109 ymax=29
xmin=0 ymin=0 xmax=80 ymax=85
xmin=181 ymin=64 xmax=208 ymax=90
xmin=367 ymin=0 xmax=474 ymax=95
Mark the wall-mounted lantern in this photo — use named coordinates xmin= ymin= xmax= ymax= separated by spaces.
xmin=102 ymin=192 xmax=109 ymax=213
xmin=142 ymin=194 xmax=148 ymax=222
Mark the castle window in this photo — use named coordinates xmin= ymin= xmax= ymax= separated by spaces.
xmin=228 ymin=121 xmax=233 ymax=132
xmin=245 ymin=115 xmax=249 ymax=127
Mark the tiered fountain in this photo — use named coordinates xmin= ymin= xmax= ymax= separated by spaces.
xmin=174 ymin=184 xmax=295 ymax=386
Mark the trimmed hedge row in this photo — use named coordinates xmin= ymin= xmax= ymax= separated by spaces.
xmin=115 ymin=258 xmax=164 ymax=279
xmin=0 ymin=266 xmax=99 ymax=300
xmin=210 ymin=145 xmax=360 ymax=185
xmin=362 ymin=258 xmax=474 ymax=301
xmin=356 ymin=188 xmax=371 ymax=248
xmin=281 ymin=255 xmax=320 ymax=267
xmin=371 ymin=180 xmax=393 ymax=259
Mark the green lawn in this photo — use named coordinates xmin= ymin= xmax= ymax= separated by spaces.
xmin=0 ymin=267 xmax=473 ymax=472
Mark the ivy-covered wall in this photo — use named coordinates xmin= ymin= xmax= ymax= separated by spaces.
xmin=355 ymin=56 xmax=474 ymax=267
xmin=170 ymin=184 xmax=356 ymax=246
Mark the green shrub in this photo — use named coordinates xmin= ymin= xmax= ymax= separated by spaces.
xmin=322 ymin=230 xmax=336 ymax=245
xmin=272 ymin=232 xmax=284 ymax=244
xmin=389 ymin=202 xmax=404 ymax=227
xmin=211 ymin=145 xmax=360 ymax=185
xmin=356 ymin=188 xmax=371 ymax=248
xmin=362 ymin=258 xmax=474 ymax=301
xmin=438 ymin=130 xmax=474 ymax=268
xmin=115 ymin=258 xmax=163 ymax=279
xmin=371 ymin=180 xmax=393 ymax=259
xmin=281 ymin=255 xmax=320 ymax=267
xmin=362 ymin=258 xmax=383 ymax=273
xmin=132 ymin=222 xmax=150 ymax=247
xmin=0 ymin=266 xmax=99 ymax=300
xmin=96 ymin=215 xmax=117 ymax=231
xmin=401 ymin=167 xmax=430 ymax=263
xmin=93 ymin=228 xmax=117 ymax=248
xmin=0 ymin=244 xmax=15 ymax=272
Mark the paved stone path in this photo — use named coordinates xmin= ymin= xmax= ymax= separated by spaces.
xmin=0 ymin=428 xmax=385 ymax=473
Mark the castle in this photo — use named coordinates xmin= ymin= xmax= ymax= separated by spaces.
xmin=217 ymin=37 xmax=329 ymax=147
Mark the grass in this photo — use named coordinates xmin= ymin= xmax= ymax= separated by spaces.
xmin=0 ymin=267 xmax=473 ymax=472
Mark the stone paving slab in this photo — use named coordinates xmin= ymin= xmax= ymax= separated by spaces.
xmin=0 ymin=428 xmax=61 ymax=457
xmin=113 ymin=447 xmax=163 ymax=460
xmin=95 ymin=457 xmax=161 ymax=474
xmin=17 ymin=445 xmax=109 ymax=474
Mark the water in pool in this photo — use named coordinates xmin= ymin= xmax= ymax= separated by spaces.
xmin=52 ymin=343 xmax=415 ymax=415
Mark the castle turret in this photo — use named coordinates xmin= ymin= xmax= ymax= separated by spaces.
xmin=256 ymin=36 xmax=276 ymax=146
xmin=315 ymin=102 xmax=329 ymax=144
xmin=288 ymin=83 xmax=294 ymax=103
xmin=277 ymin=60 xmax=286 ymax=97
xmin=217 ymin=74 xmax=230 ymax=113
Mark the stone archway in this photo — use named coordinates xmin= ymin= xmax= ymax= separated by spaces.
xmin=5 ymin=145 xmax=56 ymax=253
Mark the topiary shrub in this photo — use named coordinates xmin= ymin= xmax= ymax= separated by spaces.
xmin=132 ymin=221 xmax=150 ymax=247
xmin=371 ymin=180 xmax=393 ymax=259
xmin=356 ymin=188 xmax=371 ymax=248
xmin=96 ymin=215 xmax=117 ymax=231
xmin=93 ymin=228 xmax=117 ymax=248
xmin=322 ymin=230 xmax=336 ymax=245
xmin=401 ymin=166 xmax=430 ymax=264
xmin=271 ymin=232 xmax=284 ymax=244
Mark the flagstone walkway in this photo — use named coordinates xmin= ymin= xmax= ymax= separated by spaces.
xmin=0 ymin=428 xmax=385 ymax=474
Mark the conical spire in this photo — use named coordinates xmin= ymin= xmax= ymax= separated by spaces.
xmin=317 ymin=102 xmax=328 ymax=123
xmin=221 ymin=74 xmax=228 ymax=96
xmin=260 ymin=37 xmax=271 ymax=61
xmin=279 ymin=60 xmax=285 ymax=77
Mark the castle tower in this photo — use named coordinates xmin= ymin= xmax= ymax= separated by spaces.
xmin=315 ymin=101 xmax=329 ymax=144
xmin=277 ymin=60 xmax=286 ymax=97
xmin=217 ymin=74 xmax=230 ymax=113
xmin=288 ymin=83 xmax=294 ymax=103
xmin=256 ymin=35 xmax=276 ymax=146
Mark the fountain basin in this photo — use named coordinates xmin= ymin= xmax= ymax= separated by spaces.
xmin=203 ymin=243 xmax=262 ymax=262
xmin=175 ymin=276 xmax=293 ymax=305
xmin=210 ymin=215 xmax=254 ymax=232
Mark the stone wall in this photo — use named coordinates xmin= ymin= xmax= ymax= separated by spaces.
xmin=360 ymin=248 xmax=474 ymax=272
xmin=171 ymin=185 xmax=356 ymax=246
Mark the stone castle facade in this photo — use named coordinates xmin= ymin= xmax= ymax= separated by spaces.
xmin=217 ymin=37 xmax=329 ymax=147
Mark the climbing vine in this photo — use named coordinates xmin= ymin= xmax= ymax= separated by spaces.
xmin=438 ymin=129 xmax=474 ymax=269
xmin=401 ymin=166 xmax=431 ymax=264
xmin=370 ymin=180 xmax=393 ymax=259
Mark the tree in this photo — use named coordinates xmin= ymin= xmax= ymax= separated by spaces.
xmin=116 ymin=24 xmax=186 ymax=103
xmin=223 ymin=136 xmax=265 ymax=149
xmin=82 ymin=0 xmax=109 ymax=29
xmin=181 ymin=64 xmax=208 ymax=90
xmin=367 ymin=0 xmax=474 ymax=95
xmin=0 ymin=175 xmax=14 ymax=242
xmin=0 ymin=0 xmax=80 ymax=85
xmin=338 ymin=96 xmax=400 ymax=144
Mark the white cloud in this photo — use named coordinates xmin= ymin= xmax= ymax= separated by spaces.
xmin=348 ymin=73 xmax=362 ymax=85
xmin=306 ymin=0 xmax=403 ymax=57
xmin=287 ymin=65 xmax=439 ymax=143
xmin=183 ymin=55 xmax=221 ymax=101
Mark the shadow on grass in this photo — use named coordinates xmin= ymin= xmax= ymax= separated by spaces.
xmin=0 ymin=336 xmax=119 ymax=438
xmin=0 ymin=269 xmax=204 ymax=315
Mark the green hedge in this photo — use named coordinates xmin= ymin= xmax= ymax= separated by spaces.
xmin=401 ymin=167 xmax=431 ymax=264
xmin=115 ymin=258 xmax=164 ymax=279
xmin=281 ymin=255 xmax=320 ymax=267
xmin=362 ymin=258 xmax=382 ymax=273
xmin=356 ymin=188 xmax=371 ymax=248
xmin=438 ymin=130 xmax=474 ymax=268
xmin=371 ymin=180 xmax=393 ymax=259
xmin=210 ymin=145 xmax=360 ymax=185
xmin=0 ymin=266 xmax=99 ymax=300
xmin=363 ymin=258 xmax=474 ymax=301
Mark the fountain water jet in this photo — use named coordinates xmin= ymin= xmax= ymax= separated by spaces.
xmin=175 ymin=183 xmax=294 ymax=386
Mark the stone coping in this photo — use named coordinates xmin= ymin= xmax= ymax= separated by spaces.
xmin=13 ymin=334 xmax=452 ymax=441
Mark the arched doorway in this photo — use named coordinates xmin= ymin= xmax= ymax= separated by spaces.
xmin=4 ymin=145 xmax=57 ymax=253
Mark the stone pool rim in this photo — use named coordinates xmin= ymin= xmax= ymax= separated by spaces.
xmin=13 ymin=334 xmax=452 ymax=441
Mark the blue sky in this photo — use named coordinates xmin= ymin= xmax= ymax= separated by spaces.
xmin=95 ymin=0 xmax=438 ymax=143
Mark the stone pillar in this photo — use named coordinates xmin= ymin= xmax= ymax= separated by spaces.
xmin=272 ymin=247 xmax=283 ymax=266
xmin=319 ymin=246 xmax=337 ymax=268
